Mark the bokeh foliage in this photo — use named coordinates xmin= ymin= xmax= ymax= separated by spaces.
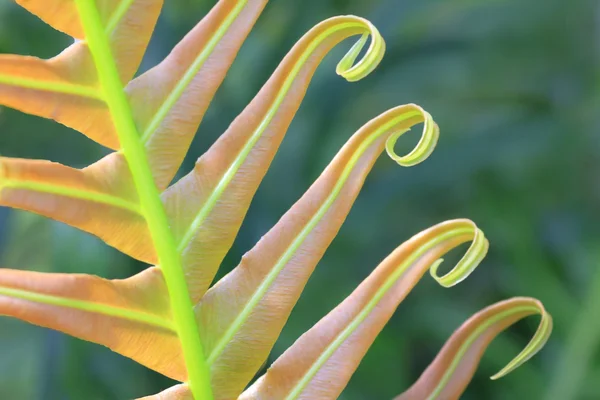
xmin=0 ymin=0 xmax=597 ymax=399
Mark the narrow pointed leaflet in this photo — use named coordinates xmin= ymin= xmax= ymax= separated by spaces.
xmin=395 ymin=297 xmax=552 ymax=400
xmin=164 ymin=16 xmax=386 ymax=301
xmin=3 ymin=0 xmax=162 ymax=148
xmin=196 ymin=104 xmax=438 ymax=398
xmin=240 ymin=219 xmax=488 ymax=400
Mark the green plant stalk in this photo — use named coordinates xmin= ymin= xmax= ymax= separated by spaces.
xmin=74 ymin=1 xmax=213 ymax=399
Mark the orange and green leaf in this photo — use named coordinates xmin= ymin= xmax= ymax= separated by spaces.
xmin=0 ymin=267 xmax=188 ymax=379
xmin=0 ymin=155 xmax=156 ymax=260
xmin=0 ymin=0 xmax=552 ymax=398
xmin=395 ymin=297 xmax=552 ymax=400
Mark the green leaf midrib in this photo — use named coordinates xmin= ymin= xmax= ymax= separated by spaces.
xmin=74 ymin=1 xmax=214 ymax=399
xmin=1 ymin=179 xmax=142 ymax=215
xmin=0 ymin=74 xmax=102 ymax=100
xmin=105 ymin=0 xmax=135 ymax=33
xmin=0 ymin=285 xmax=174 ymax=331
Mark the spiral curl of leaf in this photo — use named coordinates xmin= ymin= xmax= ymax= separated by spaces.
xmin=334 ymin=17 xmax=385 ymax=82
xmin=490 ymin=302 xmax=552 ymax=380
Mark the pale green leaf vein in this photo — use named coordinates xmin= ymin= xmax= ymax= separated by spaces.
xmin=105 ymin=0 xmax=135 ymax=34
xmin=0 ymin=286 xmax=174 ymax=331
xmin=0 ymin=74 xmax=102 ymax=100
xmin=140 ymin=0 xmax=249 ymax=144
xmin=1 ymin=179 xmax=142 ymax=215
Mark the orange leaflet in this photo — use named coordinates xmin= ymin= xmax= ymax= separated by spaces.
xmin=196 ymin=104 xmax=436 ymax=399
xmin=0 ymin=267 xmax=187 ymax=380
xmin=395 ymin=297 xmax=552 ymax=400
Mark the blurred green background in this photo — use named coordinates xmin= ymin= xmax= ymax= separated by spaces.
xmin=0 ymin=0 xmax=598 ymax=399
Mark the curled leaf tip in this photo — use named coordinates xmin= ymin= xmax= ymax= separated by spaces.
xmin=396 ymin=297 xmax=552 ymax=400
xmin=429 ymin=221 xmax=489 ymax=288
xmin=490 ymin=299 xmax=553 ymax=380
xmin=334 ymin=17 xmax=385 ymax=82
xmin=384 ymin=105 xmax=440 ymax=167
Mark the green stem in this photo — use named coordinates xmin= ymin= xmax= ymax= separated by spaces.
xmin=74 ymin=2 xmax=213 ymax=399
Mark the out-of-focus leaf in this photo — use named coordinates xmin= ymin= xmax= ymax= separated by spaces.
xmin=238 ymin=219 xmax=488 ymax=400
xmin=395 ymin=297 xmax=552 ymax=400
xmin=195 ymin=104 xmax=437 ymax=399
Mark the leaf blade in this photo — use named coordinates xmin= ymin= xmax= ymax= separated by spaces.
xmin=163 ymin=15 xmax=387 ymax=303
xmin=15 ymin=0 xmax=160 ymax=82
xmin=395 ymin=297 xmax=552 ymax=400
xmin=138 ymin=384 xmax=192 ymax=400
xmin=0 ymin=156 xmax=157 ymax=262
xmin=0 ymin=267 xmax=188 ymax=380
xmin=0 ymin=46 xmax=117 ymax=146
xmin=126 ymin=0 xmax=269 ymax=189
xmin=0 ymin=282 xmax=172 ymax=331
xmin=15 ymin=0 xmax=85 ymax=38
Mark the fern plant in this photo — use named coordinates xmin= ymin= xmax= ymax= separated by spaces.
xmin=0 ymin=0 xmax=552 ymax=399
